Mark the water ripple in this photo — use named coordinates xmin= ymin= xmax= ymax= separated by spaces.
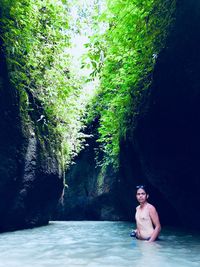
xmin=0 ymin=221 xmax=199 ymax=267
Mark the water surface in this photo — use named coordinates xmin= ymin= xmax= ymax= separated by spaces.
xmin=0 ymin=221 xmax=199 ymax=267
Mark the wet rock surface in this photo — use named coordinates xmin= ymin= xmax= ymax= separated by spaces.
xmin=0 ymin=45 xmax=64 ymax=232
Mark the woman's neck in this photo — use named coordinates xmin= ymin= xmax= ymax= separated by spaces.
xmin=140 ymin=201 xmax=148 ymax=208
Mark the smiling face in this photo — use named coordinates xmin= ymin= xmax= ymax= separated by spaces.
xmin=136 ymin=188 xmax=148 ymax=204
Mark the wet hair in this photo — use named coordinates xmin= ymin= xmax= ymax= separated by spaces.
xmin=136 ymin=185 xmax=149 ymax=194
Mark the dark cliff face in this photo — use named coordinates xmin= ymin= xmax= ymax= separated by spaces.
xmin=0 ymin=46 xmax=64 ymax=232
xmin=55 ymin=120 xmax=123 ymax=221
xmin=119 ymin=0 xmax=200 ymax=229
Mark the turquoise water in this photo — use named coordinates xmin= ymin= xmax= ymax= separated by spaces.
xmin=0 ymin=221 xmax=199 ymax=267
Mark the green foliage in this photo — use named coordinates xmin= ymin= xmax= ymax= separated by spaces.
xmin=0 ymin=0 xmax=88 ymax=167
xmin=87 ymin=0 xmax=176 ymax=169
xmin=0 ymin=0 xmax=176 ymax=173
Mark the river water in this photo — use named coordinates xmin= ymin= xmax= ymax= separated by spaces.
xmin=0 ymin=221 xmax=199 ymax=267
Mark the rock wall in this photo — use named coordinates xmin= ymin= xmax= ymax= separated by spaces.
xmin=55 ymin=120 xmax=123 ymax=221
xmin=0 ymin=41 xmax=64 ymax=232
xmin=119 ymin=0 xmax=200 ymax=229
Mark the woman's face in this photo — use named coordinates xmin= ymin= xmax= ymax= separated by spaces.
xmin=136 ymin=188 xmax=148 ymax=204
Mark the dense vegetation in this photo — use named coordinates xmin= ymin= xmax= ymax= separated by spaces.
xmin=0 ymin=0 xmax=176 ymax=172
xmin=0 ymin=0 xmax=88 ymax=169
xmin=87 ymin=0 xmax=176 ymax=169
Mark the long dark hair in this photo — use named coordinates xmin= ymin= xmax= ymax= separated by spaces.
xmin=136 ymin=185 xmax=149 ymax=194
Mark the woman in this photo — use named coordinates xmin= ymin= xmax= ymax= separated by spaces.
xmin=132 ymin=185 xmax=161 ymax=242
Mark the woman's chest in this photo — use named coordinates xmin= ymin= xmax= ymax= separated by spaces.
xmin=136 ymin=208 xmax=150 ymax=221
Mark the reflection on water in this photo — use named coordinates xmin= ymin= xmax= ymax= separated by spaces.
xmin=0 ymin=221 xmax=199 ymax=267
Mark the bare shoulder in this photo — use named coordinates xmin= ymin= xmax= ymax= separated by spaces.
xmin=147 ymin=203 xmax=157 ymax=212
xmin=136 ymin=205 xmax=140 ymax=210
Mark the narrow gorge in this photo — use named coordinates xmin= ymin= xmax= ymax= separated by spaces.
xmin=0 ymin=0 xmax=200 ymax=232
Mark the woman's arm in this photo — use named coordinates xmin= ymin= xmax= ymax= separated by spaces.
xmin=148 ymin=205 xmax=161 ymax=242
